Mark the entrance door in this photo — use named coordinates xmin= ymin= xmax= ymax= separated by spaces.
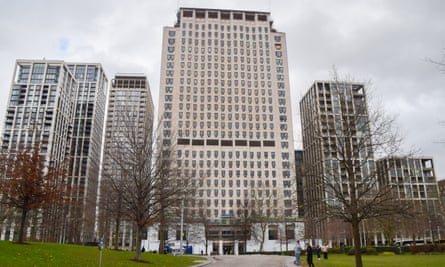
xmin=223 ymin=241 xmax=234 ymax=254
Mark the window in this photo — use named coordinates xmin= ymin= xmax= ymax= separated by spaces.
xmin=268 ymin=225 xmax=278 ymax=240
xmin=183 ymin=10 xmax=193 ymax=17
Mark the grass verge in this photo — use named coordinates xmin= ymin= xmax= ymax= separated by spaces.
xmin=302 ymin=253 xmax=445 ymax=267
xmin=0 ymin=241 xmax=205 ymax=267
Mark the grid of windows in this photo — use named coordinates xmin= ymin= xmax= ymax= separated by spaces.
xmin=2 ymin=62 xmax=76 ymax=155
xmin=377 ymin=157 xmax=439 ymax=199
xmin=164 ymin=24 xmax=288 ymax=143
xmin=0 ymin=60 xmax=107 ymax=242
xmin=159 ymin=8 xmax=295 ymax=220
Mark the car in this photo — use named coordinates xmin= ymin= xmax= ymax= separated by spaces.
xmin=171 ymin=248 xmax=184 ymax=256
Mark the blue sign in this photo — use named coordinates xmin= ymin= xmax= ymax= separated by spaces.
xmin=99 ymin=238 xmax=104 ymax=250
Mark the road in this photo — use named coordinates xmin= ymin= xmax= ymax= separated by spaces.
xmin=203 ymin=255 xmax=296 ymax=267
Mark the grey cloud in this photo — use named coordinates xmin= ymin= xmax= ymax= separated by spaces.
xmin=0 ymin=0 xmax=444 ymax=177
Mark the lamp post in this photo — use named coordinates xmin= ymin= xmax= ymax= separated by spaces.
xmin=180 ymin=198 xmax=184 ymax=254
xmin=98 ymin=237 xmax=104 ymax=267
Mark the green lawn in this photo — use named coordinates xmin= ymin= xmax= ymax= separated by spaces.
xmin=301 ymin=253 xmax=445 ymax=267
xmin=0 ymin=241 xmax=205 ymax=267
xmin=2 ymin=241 xmax=445 ymax=267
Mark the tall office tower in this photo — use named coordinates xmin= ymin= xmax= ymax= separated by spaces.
xmin=0 ymin=59 xmax=77 ymax=241
xmin=65 ymin=63 xmax=108 ymax=243
xmin=100 ymin=74 xmax=153 ymax=249
xmin=300 ymin=81 xmax=375 ymax=244
xmin=377 ymin=157 xmax=443 ymax=242
xmin=157 ymin=8 xmax=295 ymax=253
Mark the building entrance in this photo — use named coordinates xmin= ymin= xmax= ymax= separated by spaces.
xmin=223 ymin=242 xmax=233 ymax=254
xmin=212 ymin=241 xmax=234 ymax=255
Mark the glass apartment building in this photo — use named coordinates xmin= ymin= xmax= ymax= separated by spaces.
xmin=65 ymin=63 xmax=108 ymax=243
xmin=377 ymin=157 xmax=442 ymax=242
xmin=0 ymin=60 xmax=107 ymax=243
xmin=100 ymin=74 xmax=153 ymax=249
xmin=300 ymin=81 xmax=375 ymax=244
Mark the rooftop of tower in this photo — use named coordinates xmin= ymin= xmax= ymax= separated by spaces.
xmin=175 ymin=7 xmax=276 ymax=31
xmin=114 ymin=73 xmax=147 ymax=79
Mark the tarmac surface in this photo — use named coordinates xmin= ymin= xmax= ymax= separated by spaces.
xmin=192 ymin=254 xmax=296 ymax=267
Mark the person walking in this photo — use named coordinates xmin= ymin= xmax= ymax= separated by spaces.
xmin=316 ymin=244 xmax=321 ymax=260
xmin=306 ymin=243 xmax=315 ymax=267
xmin=294 ymin=240 xmax=302 ymax=266
xmin=322 ymin=243 xmax=328 ymax=260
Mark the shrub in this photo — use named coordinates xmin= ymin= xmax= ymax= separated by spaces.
xmin=375 ymin=246 xmax=405 ymax=255
xmin=347 ymin=246 xmax=378 ymax=255
xmin=328 ymin=247 xmax=343 ymax=254
xmin=408 ymin=245 xmax=445 ymax=254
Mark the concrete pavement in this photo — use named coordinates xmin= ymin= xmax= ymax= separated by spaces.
xmin=191 ymin=255 xmax=297 ymax=267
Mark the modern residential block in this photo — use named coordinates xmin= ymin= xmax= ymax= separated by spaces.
xmin=300 ymin=81 xmax=375 ymax=245
xmin=65 ymin=63 xmax=108 ymax=243
xmin=100 ymin=73 xmax=154 ymax=249
xmin=377 ymin=157 xmax=443 ymax=241
xmin=0 ymin=60 xmax=107 ymax=243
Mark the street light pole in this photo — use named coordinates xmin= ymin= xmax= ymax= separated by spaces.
xmin=180 ymin=198 xmax=184 ymax=254
xmin=98 ymin=237 xmax=104 ymax=267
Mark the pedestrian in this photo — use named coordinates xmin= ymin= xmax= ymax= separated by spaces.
xmin=322 ymin=243 xmax=328 ymax=259
xmin=306 ymin=243 xmax=315 ymax=267
xmin=316 ymin=244 xmax=321 ymax=260
xmin=294 ymin=240 xmax=302 ymax=266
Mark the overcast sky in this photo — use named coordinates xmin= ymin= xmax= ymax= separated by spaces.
xmin=0 ymin=0 xmax=444 ymax=178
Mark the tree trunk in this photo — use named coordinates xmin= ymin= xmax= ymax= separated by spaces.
xmin=114 ymin=218 xmax=120 ymax=250
xmin=352 ymin=219 xmax=363 ymax=267
xmin=205 ymin=224 xmax=209 ymax=255
xmin=260 ymin=225 xmax=266 ymax=252
xmin=159 ymin=222 xmax=166 ymax=254
xmin=134 ymin=225 xmax=142 ymax=261
xmin=18 ymin=208 xmax=28 ymax=243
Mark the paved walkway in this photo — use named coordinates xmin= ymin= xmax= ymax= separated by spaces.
xmin=192 ymin=255 xmax=297 ymax=267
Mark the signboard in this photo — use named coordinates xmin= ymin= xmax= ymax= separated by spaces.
xmin=98 ymin=238 xmax=104 ymax=250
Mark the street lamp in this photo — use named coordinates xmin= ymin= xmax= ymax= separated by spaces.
xmin=180 ymin=198 xmax=184 ymax=254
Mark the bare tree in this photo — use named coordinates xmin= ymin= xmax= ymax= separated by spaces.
xmin=237 ymin=199 xmax=254 ymax=254
xmin=98 ymin=169 xmax=127 ymax=249
xmin=379 ymin=217 xmax=398 ymax=246
xmin=102 ymin=110 xmax=186 ymax=261
xmin=301 ymin=70 xmax=410 ymax=267
xmin=184 ymin=210 xmax=210 ymax=255
xmin=0 ymin=146 xmax=69 ymax=243
xmin=438 ymin=199 xmax=445 ymax=241
xmin=400 ymin=201 xmax=435 ymax=245
xmin=248 ymin=183 xmax=283 ymax=252
xmin=427 ymin=51 xmax=445 ymax=146
xmin=427 ymin=49 xmax=445 ymax=72
xmin=156 ymin=157 xmax=198 ymax=254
